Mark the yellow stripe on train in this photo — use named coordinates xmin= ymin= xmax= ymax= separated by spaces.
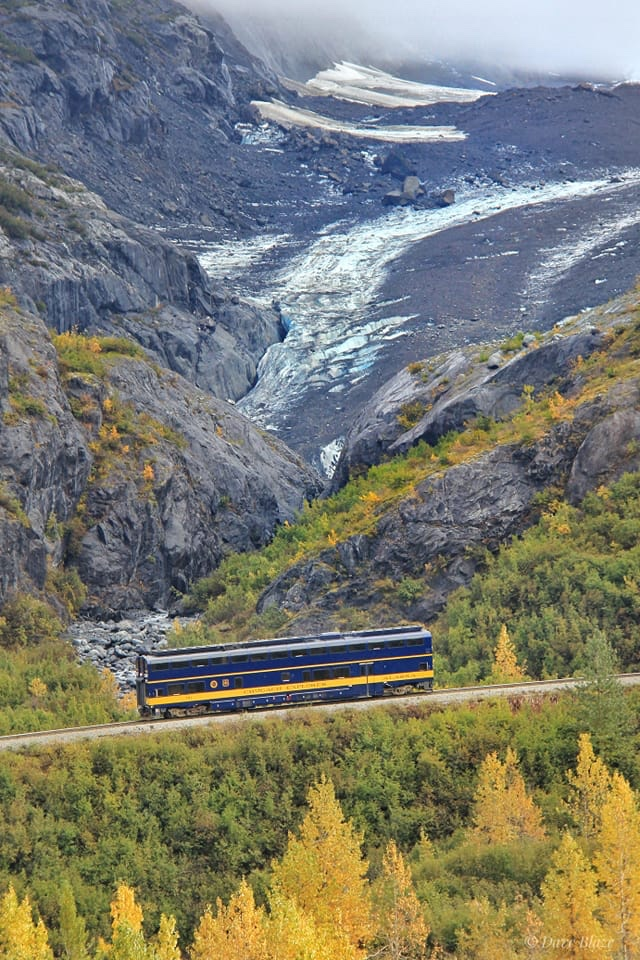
xmin=147 ymin=668 xmax=434 ymax=706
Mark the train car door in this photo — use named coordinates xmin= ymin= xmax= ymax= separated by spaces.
xmin=360 ymin=661 xmax=374 ymax=697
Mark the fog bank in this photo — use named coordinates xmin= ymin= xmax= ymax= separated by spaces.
xmin=186 ymin=0 xmax=640 ymax=82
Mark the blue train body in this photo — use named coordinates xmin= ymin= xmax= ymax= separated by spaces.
xmin=136 ymin=624 xmax=433 ymax=717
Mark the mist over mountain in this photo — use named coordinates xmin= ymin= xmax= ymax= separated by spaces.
xmin=187 ymin=0 xmax=640 ymax=81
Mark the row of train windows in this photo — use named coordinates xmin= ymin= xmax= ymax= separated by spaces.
xmin=155 ymin=668 xmax=352 ymax=696
xmin=150 ymin=637 xmax=426 ymax=673
xmin=148 ymin=663 xmax=431 ymax=698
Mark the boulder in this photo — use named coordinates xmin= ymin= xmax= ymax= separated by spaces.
xmin=378 ymin=149 xmax=417 ymax=181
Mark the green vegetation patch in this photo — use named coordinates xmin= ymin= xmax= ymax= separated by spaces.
xmin=0 ymin=174 xmax=32 ymax=214
xmin=436 ymin=472 xmax=640 ymax=683
xmin=0 ymin=482 xmax=29 ymax=527
xmin=52 ymin=331 xmax=145 ymax=379
xmin=0 ymin=687 xmax=635 ymax=947
xmin=0 ymin=31 xmax=38 ymax=65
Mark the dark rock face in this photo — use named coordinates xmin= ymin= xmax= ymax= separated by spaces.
xmin=0 ymin=158 xmax=282 ymax=402
xmin=0 ymin=0 xmax=279 ymax=233
xmin=74 ymin=357 xmax=321 ymax=615
xmin=566 ymin=402 xmax=640 ymax=504
xmin=330 ymin=327 xmax=604 ymax=490
xmin=0 ymin=298 xmax=321 ymax=615
xmin=0 ymin=305 xmax=92 ymax=598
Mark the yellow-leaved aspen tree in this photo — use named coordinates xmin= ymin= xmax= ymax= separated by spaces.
xmin=153 ymin=914 xmax=181 ymax=960
xmin=491 ymin=624 xmax=526 ymax=682
xmin=0 ymin=885 xmax=53 ymax=960
xmin=270 ymin=775 xmax=373 ymax=956
xmin=565 ymin=732 xmax=611 ymax=838
xmin=539 ymin=833 xmax=611 ymax=960
xmin=266 ymin=890 xmax=354 ymax=960
xmin=110 ymin=884 xmax=143 ymax=933
xmin=472 ymin=748 xmax=545 ymax=843
xmin=107 ymin=884 xmax=150 ymax=960
xmin=372 ymin=840 xmax=429 ymax=960
xmin=189 ymin=878 xmax=268 ymax=960
xmin=455 ymin=898 xmax=520 ymax=960
xmin=593 ymin=771 xmax=640 ymax=960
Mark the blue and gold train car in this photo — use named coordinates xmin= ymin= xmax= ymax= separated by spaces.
xmin=136 ymin=624 xmax=433 ymax=717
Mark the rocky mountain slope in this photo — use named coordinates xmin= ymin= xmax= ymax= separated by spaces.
xmin=0 ymin=0 xmax=639 ymax=631
xmin=0 ymin=150 xmax=283 ymax=401
xmin=0 ymin=286 xmax=320 ymax=616
xmin=0 ymin=0 xmax=278 ymax=234
xmin=250 ymin=287 xmax=640 ymax=632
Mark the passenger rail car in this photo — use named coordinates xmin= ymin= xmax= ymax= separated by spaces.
xmin=136 ymin=624 xmax=433 ymax=717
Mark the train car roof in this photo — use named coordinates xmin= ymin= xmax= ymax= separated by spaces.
xmin=141 ymin=624 xmax=430 ymax=665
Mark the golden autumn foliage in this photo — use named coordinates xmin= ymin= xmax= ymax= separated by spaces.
xmin=593 ymin=772 xmax=640 ymax=960
xmin=110 ymin=884 xmax=144 ymax=934
xmin=472 ymin=747 xmax=546 ymax=844
xmin=28 ymin=676 xmax=48 ymax=700
xmin=565 ymin=732 xmax=612 ymax=838
xmin=266 ymin=891 xmax=354 ymax=960
xmin=190 ymin=879 xmax=268 ymax=960
xmin=455 ymin=898 xmax=519 ymax=960
xmin=270 ymin=775 xmax=372 ymax=956
xmin=5 ymin=757 xmax=640 ymax=960
xmin=0 ymin=885 xmax=53 ymax=960
xmin=491 ymin=624 xmax=526 ymax=682
xmin=372 ymin=840 xmax=429 ymax=960
xmin=538 ymin=833 xmax=611 ymax=960
xmin=153 ymin=915 xmax=181 ymax=960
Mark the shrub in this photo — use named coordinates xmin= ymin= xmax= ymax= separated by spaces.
xmin=45 ymin=565 xmax=87 ymax=617
xmin=396 ymin=577 xmax=424 ymax=604
xmin=0 ymin=594 xmax=63 ymax=648
xmin=0 ymin=205 xmax=31 ymax=238
xmin=397 ymin=400 xmax=427 ymax=430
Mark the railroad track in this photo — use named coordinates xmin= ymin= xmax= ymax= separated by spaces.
xmin=1 ymin=673 xmax=639 ymax=752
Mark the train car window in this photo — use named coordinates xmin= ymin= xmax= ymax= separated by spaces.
xmin=332 ymin=645 xmax=346 ymax=653
xmin=292 ymin=649 xmax=305 ymax=657
xmin=408 ymin=638 xmax=424 ymax=646
xmin=419 ymin=662 xmax=429 ymax=671
xmin=281 ymin=672 xmax=291 ymax=682
xmin=313 ymin=669 xmax=330 ymax=681
xmin=370 ymin=641 xmax=384 ymax=650
xmin=302 ymin=671 xmax=311 ymax=682
xmin=253 ymin=653 xmax=267 ymax=661
xmin=147 ymin=688 xmax=159 ymax=698
xmin=351 ymin=643 xmax=367 ymax=651
xmin=334 ymin=667 xmax=350 ymax=679
xmin=234 ymin=678 xmax=243 ymax=689
xmin=187 ymin=681 xmax=206 ymax=693
xmin=389 ymin=639 xmax=403 ymax=648
xmin=231 ymin=654 xmax=248 ymax=663
xmin=168 ymin=683 xmax=185 ymax=695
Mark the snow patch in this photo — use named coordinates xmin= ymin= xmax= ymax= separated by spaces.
xmin=289 ymin=61 xmax=492 ymax=108
xmin=251 ymin=99 xmax=466 ymax=143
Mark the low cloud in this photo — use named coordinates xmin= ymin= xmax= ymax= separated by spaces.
xmin=186 ymin=0 xmax=640 ymax=82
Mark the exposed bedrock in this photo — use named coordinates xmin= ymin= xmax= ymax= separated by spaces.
xmin=0 ymin=304 xmax=321 ymax=615
xmin=260 ymin=302 xmax=640 ymax=629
